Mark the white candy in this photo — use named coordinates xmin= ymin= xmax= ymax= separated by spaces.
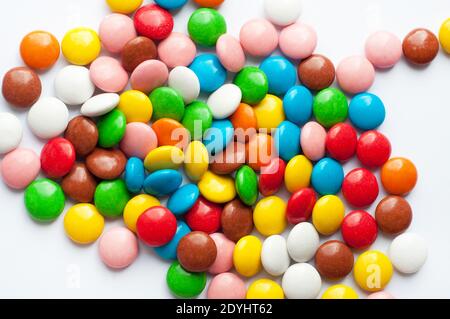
xmin=54 ymin=65 xmax=95 ymax=105
xmin=287 ymin=222 xmax=320 ymax=262
xmin=0 ymin=112 xmax=23 ymax=154
xmin=282 ymin=263 xmax=322 ymax=299
xmin=261 ymin=235 xmax=290 ymax=276
xmin=27 ymin=97 xmax=69 ymax=139
xmin=81 ymin=93 xmax=120 ymax=117
xmin=264 ymin=0 xmax=303 ymax=26
xmin=389 ymin=233 xmax=428 ymax=274
xmin=207 ymin=84 xmax=242 ymax=119
xmin=168 ymin=66 xmax=200 ymax=104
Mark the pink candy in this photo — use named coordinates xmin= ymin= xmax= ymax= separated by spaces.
xmin=120 ymin=123 xmax=158 ymax=159
xmin=216 ymin=34 xmax=246 ymax=72
xmin=0 ymin=148 xmax=40 ymax=190
xmin=240 ymin=19 xmax=278 ymax=57
xmin=130 ymin=60 xmax=169 ymax=94
xmin=158 ymin=32 xmax=197 ymax=68
xmin=90 ymin=56 xmax=129 ymax=93
xmin=99 ymin=13 xmax=137 ymax=53
xmin=98 ymin=227 xmax=139 ymax=269
xmin=279 ymin=23 xmax=317 ymax=59
xmin=367 ymin=291 xmax=395 ymax=299
xmin=365 ymin=31 xmax=402 ymax=69
xmin=300 ymin=121 xmax=326 ymax=161
xmin=208 ymin=233 xmax=235 ymax=274
xmin=207 ymin=273 xmax=247 ymax=299
xmin=336 ymin=55 xmax=375 ymax=94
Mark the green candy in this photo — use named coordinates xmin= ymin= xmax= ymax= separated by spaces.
xmin=181 ymin=101 xmax=213 ymax=140
xmin=235 ymin=165 xmax=258 ymax=206
xmin=166 ymin=261 xmax=206 ymax=298
xmin=234 ymin=66 xmax=269 ymax=105
xmin=150 ymin=87 xmax=185 ymax=122
xmin=188 ymin=8 xmax=227 ymax=47
xmin=24 ymin=178 xmax=65 ymax=222
xmin=97 ymin=109 xmax=126 ymax=148
xmin=313 ymin=88 xmax=348 ymax=128
xmin=94 ymin=179 xmax=130 ymax=218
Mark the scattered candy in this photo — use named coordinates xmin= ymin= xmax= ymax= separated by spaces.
xmin=279 ymin=23 xmax=316 ymax=59
xmin=298 ymin=54 xmax=335 ymax=91
xmin=336 ymin=55 xmax=375 ymax=94
xmin=62 ymin=27 xmax=101 ymax=65
xmin=356 ymin=130 xmax=391 ymax=167
xmin=375 ymin=195 xmax=412 ymax=235
xmin=55 ymin=65 xmax=95 ymax=105
xmin=198 ymin=170 xmax=236 ymax=203
xmin=261 ymin=234 xmax=290 ymax=276
xmin=64 ymin=116 xmax=98 ymax=157
xmin=40 ymin=137 xmax=75 ymax=178
xmin=216 ymin=34 xmax=246 ymax=72
xmin=86 ymin=148 xmax=126 ymax=180
xmin=282 ymin=85 xmax=313 ymax=125
xmin=20 ymin=31 xmax=60 ymax=70
xmin=234 ymin=66 xmax=268 ymax=105
xmin=158 ymin=33 xmax=197 ymax=68
xmin=313 ymin=87 xmax=348 ymax=128
xmin=381 ymin=157 xmax=417 ymax=195
xmin=134 ymin=4 xmax=174 ymax=41
xmin=286 ymin=222 xmax=319 ymax=262
xmin=342 ymin=168 xmax=379 ymax=207
xmin=98 ymin=227 xmax=138 ymax=269
xmin=155 ymin=220 xmax=191 ymax=260
xmin=208 ymin=232 xmax=235 ymax=274
xmin=193 ymin=0 xmax=224 ymax=7
xmin=182 ymin=101 xmax=212 ymax=140
xmin=349 ymin=92 xmax=386 ymax=130
xmin=312 ymin=195 xmax=345 ymax=235
xmin=106 ymin=0 xmax=143 ymax=14
xmin=247 ymin=279 xmax=284 ymax=299
xmin=240 ymin=19 xmax=278 ymax=57
xmin=124 ymin=157 xmax=145 ymax=193
xmin=123 ymin=194 xmax=160 ymax=233
xmin=90 ymin=56 xmax=129 ymax=93
xmin=207 ymin=83 xmax=241 ymax=119
xmin=61 ymin=163 xmax=97 ymax=203
xmin=210 ymin=142 xmax=246 ymax=174
xmin=282 ymin=263 xmax=322 ymax=299
xmin=325 ymin=123 xmax=357 ymax=161
xmin=341 ymin=210 xmax=378 ymax=249
xmin=188 ymin=8 xmax=227 ymax=47
xmin=177 ymin=231 xmax=217 ymax=272
xmin=259 ymin=157 xmax=286 ymax=196
xmin=118 ymin=90 xmax=153 ymax=123
xmin=168 ymin=184 xmax=200 ymax=216
xmin=286 ymin=188 xmax=316 ymax=224
xmin=389 ymin=232 xmax=427 ymax=274
xmin=322 ymin=285 xmax=358 ymax=299
xmin=27 ymin=97 xmax=69 ymax=139
xmin=25 ymin=178 xmax=65 ymax=222
xmin=80 ymin=93 xmax=120 ymax=117
xmin=120 ymin=123 xmax=157 ymax=159
xmin=284 ymin=155 xmax=312 ymax=193
xmin=2 ymin=67 xmax=41 ymax=108
xmin=0 ymin=112 xmax=22 ymax=154
xmin=315 ymin=240 xmax=354 ymax=280
xmin=121 ymin=36 xmax=157 ymax=72
xmin=97 ymin=109 xmax=126 ymax=148
xmin=94 ymin=179 xmax=130 ymax=217
xmin=311 ymin=157 xmax=344 ymax=195
xmin=130 ymin=60 xmax=169 ymax=94
xmin=143 ymin=169 xmax=182 ymax=196
xmin=300 ymin=121 xmax=327 ymax=161
xmin=150 ymin=87 xmax=184 ymax=121
xmin=260 ymin=55 xmax=297 ymax=95
xmin=166 ymin=261 xmax=206 ymax=298
xmin=189 ymin=53 xmax=226 ymax=93
xmin=184 ymin=141 xmax=209 ymax=182
xmin=137 ymin=206 xmax=177 ymax=247
xmin=144 ymin=145 xmax=184 ymax=172
xmin=0 ymin=148 xmax=40 ymax=190
xmin=99 ymin=14 xmax=136 ymax=54
xmin=207 ymin=273 xmax=246 ymax=299
xmin=155 ymin=0 xmax=188 ymax=10
xmin=354 ymin=250 xmax=393 ymax=292
xmin=168 ymin=67 xmax=200 ymax=105
xmin=439 ymin=18 xmax=450 ymax=54
xmin=64 ymin=203 xmax=104 ymax=244
xmin=365 ymin=31 xmax=402 ymax=69
xmin=253 ymin=94 xmax=285 ymax=131
xmin=221 ymin=199 xmax=253 ymax=242
xmin=233 ymin=235 xmax=262 ymax=277
xmin=403 ymin=28 xmax=439 ymax=65
xmin=275 ymin=121 xmax=300 ymax=161
xmin=253 ymin=196 xmax=287 ymax=236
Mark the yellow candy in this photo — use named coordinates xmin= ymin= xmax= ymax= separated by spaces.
xmin=439 ymin=18 xmax=450 ymax=54
xmin=284 ymin=155 xmax=312 ymax=193
xmin=144 ymin=146 xmax=184 ymax=172
xmin=123 ymin=194 xmax=160 ymax=233
xmin=246 ymin=279 xmax=284 ymax=299
xmin=233 ymin=235 xmax=262 ymax=277
xmin=354 ymin=250 xmax=393 ymax=292
xmin=253 ymin=196 xmax=287 ymax=236
xmin=322 ymin=284 xmax=359 ymax=299
xmin=118 ymin=90 xmax=153 ymax=123
xmin=64 ymin=204 xmax=104 ymax=244
xmin=61 ymin=27 xmax=101 ymax=65
xmin=253 ymin=94 xmax=285 ymax=132
xmin=106 ymin=0 xmax=143 ymax=14
xmin=198 ymin=171 xmax=236 ymax=204
xmin=312 ymin=195 xmax=345 ymax=235
xmin=184 ymin=141 xmax=209 ymax=182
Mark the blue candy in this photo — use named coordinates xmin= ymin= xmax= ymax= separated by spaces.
xmin=274 ymin=121 xmax=301 ymax=161
xmin=154 ymin=0 xmax=188 ymax=10
xmin=189 ymin=54 xmax=227 ymax=93
xmin=311 ymin=157 xmax=344 ymax=195
xmin=167 ymin=183 xmax=200 ymax=216
xmin=143 ymin=169 xmax=182 ymax=197
xmin=283 ymin=86 xmax=313 ymax=125
xmin=260 ymin=56 xmax=297 ymax=95
xmin=203 ymin=119 xmax=234 ymax=155
xmin=349 ymin=93 xmax=385 ymax=130
xmin=154 ymin=221 xmax=191 ymax=260
xmin=124 ymin=157 xmax=145 ymax=193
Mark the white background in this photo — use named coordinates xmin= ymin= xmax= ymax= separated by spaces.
xmin=1 ymin=0 xmax=450 ymax=299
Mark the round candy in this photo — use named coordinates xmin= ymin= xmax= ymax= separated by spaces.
xmin=381 ymin=157 xmax=417 ymax=195
xmin=106 ymin=0 xmax=143 ymax=13
xmin=286 ymin=188 xmax=316 ymax=224
xmin=315 ymin=240 xmax=354 ymax=279
xmin=209 ymin=233 xmax=235 ymax=274
xmin=354 ymin=250 xmax=393 ymax=292
xmin=188 ymin=8 xmax=227 ymax=47
xmin=182 ymin=101 xmax=212 ymax=140
xmin=25 ymin=178 xmax=65 ymax=222
xmin=439 ymin=18 xmax=450 ymax=54
xmin=207 ymin=84 xmax=242 ymax=119
xmin=97 ymin=109 xmax=126 ymax=148
xmin=124 ymin=157 xmax=145 ymax=193
xmin=99 ymin=14 xmax=136 ymax=53
xmin=144 ymin=145 xmax=184 ymax=172
xmin=0 ymin=112 xmax=22 ymax=154
xmin=216 ymin=34 xmax=246 ymax=72
xmin=123 ymin=194 xmax=160 ymax=233
xmin=282 ymin=85 xmax=313 ymax=125
xmin=167 ymin=184 xmax=200 ymax=216
xmin=264 ymin=0 xmax=302 ymax=26
xmin=253 ymin=196 xmax=287 ymax=236
xmin=2 ymin=67 xmax=41 ymax=108
xmin=143 ymin=169 xmax=182 ymax=196
xmin=64 ymin=203 xmax=104 ymax=244
xmin=298 ymin=54 xmax=335 ymax=91
xmin=300 ymin=121 xmax=327 ymax=161
xmin=261 ymin=235 xmax=290 ymax=276
xmin=341 ymin=210 xmax=378 ymax=249
xmin=367 ymin=291 xmax=395 ymax=299
xmin=98 ymin=227 xmax=138 ymax=269
xmin=336 ymin=56 xmax=375 ymax=94
xmin=221 ymin=199 xmax=253 ymax=242
xmin=94 ymin=179 xmax=130 ymax=217
xmin=89 ymin=56 xmax=129 ymax=93
xmin=326 ymin=123 xmax=357 ymax=161
xmin=150 ymin=87 xmax=185 ymax=122
xmin=166 ymin=261 xmax=206 ymax=298
xmin=246 ymin=133 xmax=274 ymax=171
xmin=40 ymin=137 xmax=75 ymax=178
xmin=120 ymin=123 xmax=157 ymax=159
xmin=203 ymin=120 xmax=234 ymax=155
xmin=207 ymin=273 xmax=246 ymax=299
xmin=375 ymin=195 xmax=412 ymax=235
xmin=155 ymin=0 xmax=188 ymax=10
xmin=158 ymin=32 xmax=197 ymax=68
xmin=240 ymin=19 xmax=278 ymax=57
xmin=235 ymin=165 xmax=258 ymax=206
xmin=169 ymin=67 xmax=200 ymax=105
xmin=253 ymin=94 xmax=285 ymax=131
xmin=154 ymin=220 xmax=191 ymax=260
xmin=54 ymin=65 xmax=95 ymax=105
xmin=322 ymin=285 xmax=358 ymax=299
xmin=279 ymin=23 xmax=316 ymax=59
xmin=312 ymin=195 xmax=345 ymax=235
xmin=247 ymin=279 xmax=284 ymax=299
xmin=152 ymin=111 xmax=186 ymax=146
xmin=313 ymin=87 xmax=348 ymax=128
xmin=61 ymin=163 xmax=97 ymax=203
xmin=80 ymin=93 xmax=119 ymax=117
xmin=233 ymin=235 xmax=262 ymax=277
xmin=282 ymin=263 xmax=321 ymax=299
xmin=118 ymin=90 xmax=153 ymax=123
xmin=284 ymin=155 xmax=312 ymax=193
xmin=233 ymin=66 xmax=268 ymax=105
xmin=342 ymin=168 xmax=379 ymax=207
xmin=86 ymin=148 xmax=126 ymax=180
xmin=349 ymin=93 xmax=385 ymax=130
xmin=177 ymin=231 xmax=217 ymax=272
xmin=0 ymin=148 xmax=40 ymax=189
xmin=20 ymin=31 xmax=60 ymax=70
xmin=64 ymin=116 xmax=98 ymax=157
xmin=198 ymin=171 xmax=236 ymax=203
xmin=260 ymin=56 xmax=297 ymax=96
xmin=134 ymin=4 xmax=173 ymax=40
xmin=62 ymin=27 xmax=101 ymax=65
xmin=210 ymin=142 xmax=246 ymax=175
xmin=121 ymin=36 xmax=158 ymax=72
xmin=365 ymin=31 xmax=402 ymax=68
xmin=184 ymin=141 xmax=209 ymax=182
xmin=137 ymin=206 xmax=177 ymax=247
xmin=311 ymin=157 xmax=344 ymax=195
xmin=403 ymin=28 xmax=439 ymax=65
xmin=193 ymin=0 xmax=224 ymax=7
xmin=259 ymin=157 xmax=286 ymax=196
xmin=287 ymin=222 xmax=319 ymax=262
xmin=389 ymin=233 xmax=427 ymax=274
xmin=357 ymin=130 xmax=391 ymax=167
xmin=189 ymin=54 xmax=226 ymax=93
xmin=130 ymin=60 xmax=169 ymax=94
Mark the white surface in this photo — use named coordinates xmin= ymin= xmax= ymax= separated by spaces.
xmin=1 ymin=0 xmax=450 ymax=298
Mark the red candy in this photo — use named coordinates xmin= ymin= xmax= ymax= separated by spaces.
xmin=185 ymin=197 xmax=222 ymax=234
xmin=136 ymin=206 xmax=177 ymax=247
xmin=286 ymin=188 xmax=317 ymax=224
xmin=357 ymin=130 xmax=391 ymax=168
xmin=342 ymin=168 xmax=379 ymax=207
xmin=258 ymin=157 xmax=286 ymax=196
xmin=326 ymin=123 xmax=357 ymax=161
xmin=40 ymin=137 xmax=75 ymax=178
xmin=341 ymin=210 xmax=378 ymax=249
xmin=134 ymin=4 xmax=174 ymax=41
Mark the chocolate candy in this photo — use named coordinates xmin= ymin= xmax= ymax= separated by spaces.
xmin=121 ymin=36 xmax=158 ymax=72
xmin=221 ymin=199 xmax=253 ymax=242
xmin=210 ymin=142 xmax=246 ymax=175
xmin=86 ymin=148 xmax=126 ymax=180
xmin=402 ymin=28 xmax=439 ymax=65
xmin=2 ymin=67 xmax=41 ymax=108
xmin=375 ymin=195 xmax=412 ymax=235
xmin=315 ymin=240 xmax=354 ymax=279
xmin=177 ymin=231 xmax=217 ymax=272
xmin=298 ymin=54 xmax=335 ymax=91
xmin=64 ymin=116 xmax=98 ymax=157
xmin=61 ymin=163 xmax=97 ymax=203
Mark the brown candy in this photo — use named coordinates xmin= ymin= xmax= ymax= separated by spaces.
xmin=64 ymin=116 xmax=98 ymax=157
xmin=315 ymin=240 xmax=354 ymax=279
xmin=221 ymin=199 xmax=253 ymax=242
xmin=210 ymin=142 xmax=246 ymax=175
xmin=402 ymin=28 xmax=439 ymax=65
xmin=61 ymin=163 xmax=97 ymax=203
xmin=2 ymin=67 xmax=41 ymax=107
xmin=86 ymin=148 xmax=126 ymax=180
xmin=298 ymin=54 xmax=335 ymax=91
xmin=121 ymin=36 xmax=158 ymax=72
xmin=176 ymin=231 xmax=217 ymax=272
xmin=375 ymin=195 xmax=412 ymax=235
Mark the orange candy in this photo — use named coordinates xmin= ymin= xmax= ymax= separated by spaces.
xmin=246 ymin=133 xmax=275 ymax=171
xmin=230 ymin=103 xmax=257 ymax=142
xmin=193 ymin=0 xmax=224 ymax=7
xmin=152 ymin=118 xmax=189 ymax=149
xmin=20 ymin=31 xmax=60 ymax=70
xmin=381 ymin=157 xmax=418 ymax=195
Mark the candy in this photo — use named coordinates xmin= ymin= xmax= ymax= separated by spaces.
xmin=341 ymin=210 xmax=378 ymax=249
xmin=313 ymin=88 xmax=348 ymax=128
xmin=207 ymin=84 xmax=242 ymax=120
xmin=260 ymin=55 xmax=297 ymax=95
xmin=282 ymin=86 xmax=313 ymax=125
xmin=150 ymin=87 xmax=184 ymax=122
xmin=80 ymin=93 xmax=119 ymax=117
xmin=188 ymin=8 xmax=227 ymax=47
xmin=231 ymin=104 xmax=257 ymax=142
xmin=166 ymin=261 xmax=206 ymax=298
xmin=97 ymin=109 xmax=126 ymax=148
xmin=185 ymin=197 xmax=221 ymax=233
xmin=154 ymin=220 xmax=191 ymax=260
xmin=342 ymin=168 xmax=379 ymax=207
xmin=286 ymin=188 xmax=316 ymax=224
xmin=210 ymin=142 xmax=246 ymax=174
xmin=20 ymin=31 xmax=60 ymax=70
xmin=381 ymin=157 xmax=417 ymax=195
xmin=62 ymin=27 xmax=101 ymax=65
xmin=357 ymin=131 xmax=391 ymax=167
xmin=403 ymin=28 xmax=439 ymax=65
xmin=184 ymin=141 xmax=209 ymax=182
xmin=286 ymin=222 xmax=319 ymax=262
xmin=155 ymin=0 xmax=188 ymax=10
xmin=189 ymin=54 xmax=226 ymax=93
xmin=89 ymin=56 xmax=129 ymax=93
xmin=134 ymin=4 xmax=174 ymax=40
xmin=182 ymin=101 xmax=213 ymax=140
xmin=439 ymin=18 xmax=450 ymax=54
xmin=365 ymin=31 xmax=402 ymax=69
xmin=259 ymin=157 xmax=286 ymax=196
xmin=336 ymin=56 xmax=375 ymax=94
xmin=274 ymin=121 xmax=300 ymax=162
xmin=375 ymin=195 xmax=412 ymax=235
xmin=235 ymin=165 xmax=258 ymax=206
xmin=177 ymin=231 xmax=217 ymax=272
xmin=322 ymin=285 xmax=358 ymax=299
xmin=198 ymin=171 xmax=236 ymax=203
xmin=118 ymin=90 xmax=153 ymax=123
xmin=61 ymin=163 xmax=97 ymax=203
xmin=64 ymin=116 xmax=98 ymax=157
xmin=64 ymin=203 xmax=104 ymax=244
xmin=130 ymin=60 xmax=169 ymax=94
xmin=86 ymin=148 xmax=126 ymax=180
xmin=207 ymin=273 xmax=246 ymax=299
xmin=240 ymin=19 xmax=278 ymax=57
xmin=253 ymin=196 xmax=287 ymax=236
xmin=312 ymin=195 xmax=345 ymax=235
xmin=221 ymin=199 xmax=253 ymax=242
xmin=167 ymin=184 xmax=200 ymax=216
xmin=282 ymin=263 xmax=322 ymax=299
xmin=0 ymin=148 xmax=40 ymax=190
xmin=315 ymin=240 xmax=354 ymax=279
xmin=193 ymin=0 xmax=224 ymax=7
xmin=121 ymin=36 xmax=157 ymax=72
xmin=144 ymin=146 xmax=184 ymax=172
xmin=279 ymin=23 xmax=316 ymax=59
xmin=300 ymin=121 xmax=326 ymax=161
xmin=2 ymin=67 xmax=41 ymax=108
xmin=298 ymin=54 xmax=335 ymax=91
xmin=27 ymin=97 xmax=68 ymax=139
xmin=264 ymin=0 xmax=302 ymax=26
xmin=284 ymin=155 xmax=312 ymax=193
xmin=120 ymin=123 xmax=157 ymax=159
xmin=253 ymin=94 xmax=285 ymax=131
xmin=124 ymin=157 xmax=145 ymax=193
xmin=311 ymin=157 xmax=344 ymax=195
xmin=106 ymin=0 xmax=143 ymax=14
xmin=233 ymin=235 xmax=262 ymax=277
xmin=0 ymin=112 xmax=22 ymax=154
xmin=151 ymin=110 xmax=186 ymax=146
xmin=168 ymin=67 xmax=201 ymax=105
xmin=261 ymin=235 xmax=290 ymax=276
xmin=98 ymin=227 xmax=138 ymax=269
xmin=94 ymin=179 xmax=130 ymax=217
xmin=354 ymin=250 xmax=393 ymax=292
xmin=208 ymin=233 xmax=235 ymax=274
xmin=367 ymin=291 xmax=395 ymax=299
xmin=247 ymin=279 xmax=284 ymax=299
xmin=54 ymin=66 xmax=95 ymax=105
xmin=233 ymin=66 xmax=268 ymax=105
xmin=137 ymin=206 xmax=177 ymax=246
xmin=389 ymin=232 xmax=428 ymax=274
xmin=203 ymin=120 xmax=234 ymax=155
xmin=349 ymin=93 xmax=385 ymax=130
xmin=99 ymin=14 xmax=136 ymax=54
xmin=143 ymin=169 xmax=182 ymax=196
xmin=40 ymin=137 xmax=75 ymax=178
xmin=24 ymin=178 xmax=65 ymax=222
xmin=216 ymin=34 xmax=246 ymax=72
xmin=123 ymin=194 xmax=160 ymax=233
xmin=326 ymin=123 xmax=357 ymax=161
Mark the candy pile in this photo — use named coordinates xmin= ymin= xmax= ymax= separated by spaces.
xmin=0 ymin=0 xmax=447 ymax=299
